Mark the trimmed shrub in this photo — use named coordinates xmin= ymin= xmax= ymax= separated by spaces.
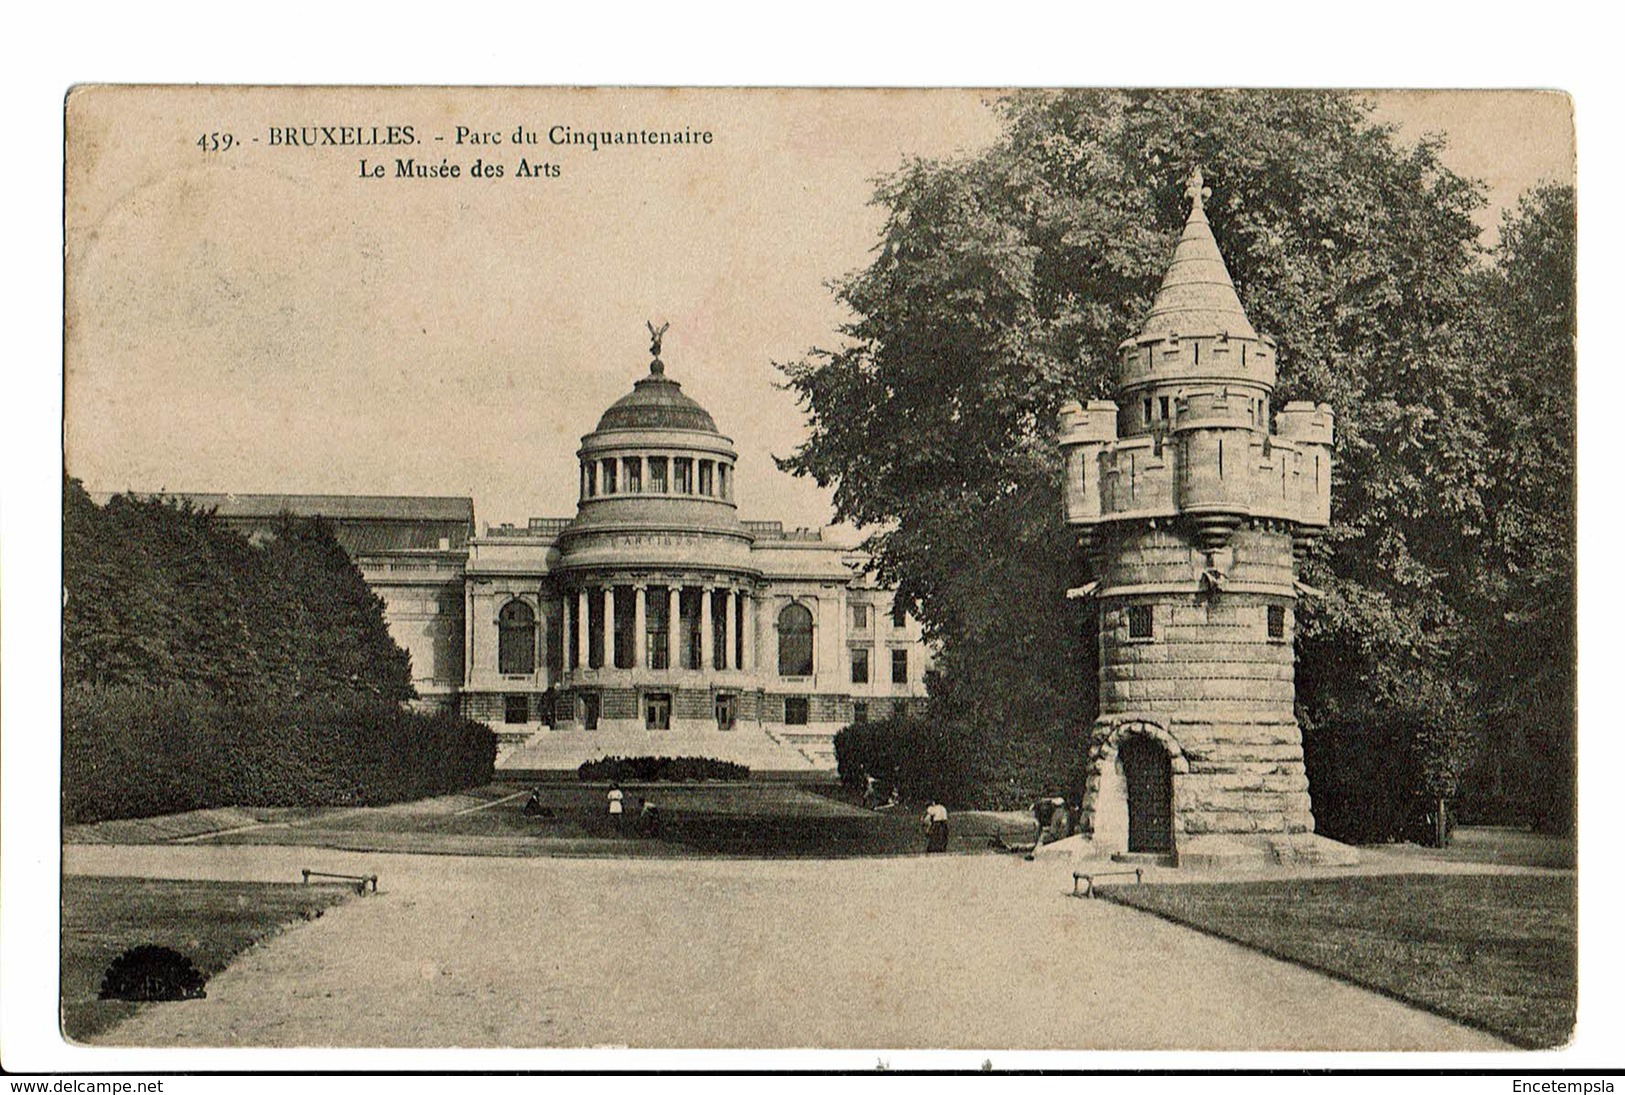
xmin=836 ymin=711 xmax=1085 ymax=811
xmin=62 ymin=684 xmax=496 ymax=824
xmin=576 ymin=756 xmax=749 ymax=783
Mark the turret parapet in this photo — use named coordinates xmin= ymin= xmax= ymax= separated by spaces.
xmin=1275 ymin=401 xmax=1335 ymax=446
xmin=1059 ymin=399 xmax=1120 ymax=446
xmin=1117 ymin=331 xmax=1278 ymax=394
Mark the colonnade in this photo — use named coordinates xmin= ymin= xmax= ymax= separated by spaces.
xmin=557 ymin=579 xmax=754 ymax=674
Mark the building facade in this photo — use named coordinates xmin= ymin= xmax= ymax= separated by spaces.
xmin=164 ymin=342 xmax=930 ymax=775
xmin=1058 ymin=170 xmax=1347 ymax=866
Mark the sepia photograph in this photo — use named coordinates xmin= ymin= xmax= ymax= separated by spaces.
xmin=42 ymin=80 xmax=1580 ymax=1065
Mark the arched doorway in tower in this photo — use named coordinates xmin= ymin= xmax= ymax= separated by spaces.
xmin=1119 ymin=736 xmax=1173 ymax=854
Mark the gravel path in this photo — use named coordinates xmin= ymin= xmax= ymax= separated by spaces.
xmin=65 ymin=844 xmax=1511 ymax=1050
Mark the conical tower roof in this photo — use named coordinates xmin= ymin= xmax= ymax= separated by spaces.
xmin=1138 ymin=168 xmax=1258 ymax=342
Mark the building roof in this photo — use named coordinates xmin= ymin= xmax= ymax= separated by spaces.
xmin=594 ymin=362 xmax=719 ymax=434
xmin=123 ymin=492 xmax=477 ymax=524
xmin=1137 ymin=168 xmax=1259 ymax=342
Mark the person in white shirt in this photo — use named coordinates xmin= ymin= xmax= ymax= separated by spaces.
xmin=606 ymin=784 xmax=624 ymax=825
xmin=923 ymin=801 xmax=949 ymax=853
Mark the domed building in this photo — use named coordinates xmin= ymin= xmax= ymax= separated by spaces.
xmin=456 ymin=335 xmax=931 ymax=773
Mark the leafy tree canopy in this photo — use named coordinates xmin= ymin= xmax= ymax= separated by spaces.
xmin=778 ymin=91 xmax=1573 ymax=824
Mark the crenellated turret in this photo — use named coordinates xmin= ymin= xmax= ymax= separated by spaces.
xmin=1060 ymin=169 xmax=1333 ymax=551
xmin=1055 ymin=169 xmax=1349 ymax=868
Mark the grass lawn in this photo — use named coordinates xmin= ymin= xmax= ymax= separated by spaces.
xmin=193 ymin=783 xmax=1034 ymax=859
xmin=1101 ymin=873 xmax=1576 ymax=1048
xmin=61 ymin=876 xmax=354 ymax=1042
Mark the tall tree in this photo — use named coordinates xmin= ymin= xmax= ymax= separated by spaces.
xmin=779 ymin=90 xmax=1505 ymax=820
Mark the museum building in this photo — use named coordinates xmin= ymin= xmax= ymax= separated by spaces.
xmin=166 ymin=341 xmax=930 ymax=774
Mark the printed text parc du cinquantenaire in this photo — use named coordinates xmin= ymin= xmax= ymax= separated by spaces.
xmin=193 ymin=123 xmax=715 ymax=180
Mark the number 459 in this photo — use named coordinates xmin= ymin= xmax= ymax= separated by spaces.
xmin=197 ymin=132 xmax=234 ymax=152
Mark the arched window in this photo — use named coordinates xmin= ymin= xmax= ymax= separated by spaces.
xmin=498 ymin=600 xmax=537 ymax=675
xmin=777 ymin=602 xmax=814 ymax=677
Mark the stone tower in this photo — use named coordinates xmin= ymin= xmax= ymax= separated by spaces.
xmin=1058 ymin=169 xmax=1347 ymax=867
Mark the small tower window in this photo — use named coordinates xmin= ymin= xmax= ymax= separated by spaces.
xmin=1143 ymin=398 xmax=1153 ymax=425
xmin=699 ymin=460 xmax=715 ymax=496
xmin=1128 ymin=604 xmax=1154 ymax=640
xmin=1268 ymin=604 xmax=1287 ymax=640
xmin=673 ymin=458 xmax=693 ymax=493
xmin=584 ymin=462 xmax=597 ymax=498
xmin=649 ymin=456 xmax=668 ymax=493
xmin=622 ymin=457 xmax=642 ymax=493
xmin=601 ymin=459 xmax=618 ymax=494
xmin=1159 ymin=396 xmax=1170 ymax=422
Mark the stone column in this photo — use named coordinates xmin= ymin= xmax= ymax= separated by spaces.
xmin=559 ymin=590 xmax=571 ymax=674
xmin=633 ymin=584 xmax=647 ymax=669
xmin=667 ymin=585 xmax=679 ymax=671
xmin=741 ymin=591 xmax=754 ymax=672
xmin=724 ymin=588 xmax=737 ymax=672
xmin=463 ymin=582 xmax=474 ymax=682
xmin=602 ymin=585 xmax=615 ymax=669
xmin=699 ymin=585 xmax=713 ymax=673
xmin=575 ymin=588 xmax=588 ymax=670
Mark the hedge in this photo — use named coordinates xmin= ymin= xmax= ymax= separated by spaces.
xmin=62 ymin=684 xmax=496 ymax=824
xmin=835 ymin=712 xmax=1085 ymax=811
xmin=576 ymin=756 xmax=749 ymax=783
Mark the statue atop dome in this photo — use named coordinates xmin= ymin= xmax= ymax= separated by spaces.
xmin=647 ymin=319 xmax=671 ymax=375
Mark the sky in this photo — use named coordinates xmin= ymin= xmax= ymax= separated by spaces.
xmin=65 ymin=88 xmax=1573 ymax=533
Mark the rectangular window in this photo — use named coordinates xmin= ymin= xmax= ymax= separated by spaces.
xmin=647 ymin=589 xmax=669 ymax=669
xmin=645 ymin=692 xmax=671 ymax=731
xmin=715 ymin=693 xmax=736 ymax=731
xmin=784 ymin=696 xmax=809 ymax=726
xmin=891 ymin=602 xmax=907 ymax=629
xmin=851 ymin=647 xmax=870 ymax=684
xmin=673 ymin=457 xmax=693 ymax=493
xmin=718 ymin=463 xmax=730 ymax=499
xmin=601 ymin=459 xmax=617 ymax=494
xmin=584 ymin=463 xmax=597 ymax=497
xmin=699 ymin=460 xmax=715 ymax=496
xmin=1128 ymin=604 xmax=1154 ymax=640
xmin=1143 ymin=398 xmax=1153 ymax=425
xmin=891 ymin=649 xmax=908 ymax=685
xmin=649 ymin=456 xmax=668 ymax=493
xmin=504 ymin=694 xmax=528 ymax=725
xmin=580 ymin=692 xmax=600 ymax=731
xmin=622 ymin=457 xmax=642 ymax=493
xmin=1268 ymin=604 xmax=1286 ymax=640
xmin=853 ymin=701 xmax=869 ymax=725
xmin=1159 ymin=396 xmax=1170 ymax=422
xmin=851 ymin=603 xmax=870 ymax=629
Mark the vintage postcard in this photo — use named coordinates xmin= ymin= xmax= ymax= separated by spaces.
xmin=56 ymin=85 xmax=1576 ymax=1061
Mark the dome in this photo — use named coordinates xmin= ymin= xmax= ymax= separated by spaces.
xmin=594 ymin=366 xmax=718 ymax=434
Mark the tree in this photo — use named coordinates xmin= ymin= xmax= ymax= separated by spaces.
xmin=778 ymin=90 xmax=1517 ymax=824
xmin=1460 ymin=184 xmax=1577 ymax=833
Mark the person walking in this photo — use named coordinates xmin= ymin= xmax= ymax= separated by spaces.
xmin=923 ymin=800 xmax=949 ymax=854
xmin=606 ymin=783 xmax=625 ymax=830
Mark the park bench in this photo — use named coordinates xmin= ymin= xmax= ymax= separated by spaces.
xmin=301 ymin=868 xmax=377 ymax=895
xmin=1072 ymin=867 xmax=1142 ymax=898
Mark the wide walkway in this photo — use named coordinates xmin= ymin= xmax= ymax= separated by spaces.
xmin=65 ymin=844 xmax=1510 ymax=1050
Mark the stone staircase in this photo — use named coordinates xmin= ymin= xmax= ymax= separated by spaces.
xmin=496 ymin=723 xmax=831 ymax=776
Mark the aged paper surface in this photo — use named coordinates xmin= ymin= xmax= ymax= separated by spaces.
xmin=59 ymin=86 xmax=1576 ymax=1064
